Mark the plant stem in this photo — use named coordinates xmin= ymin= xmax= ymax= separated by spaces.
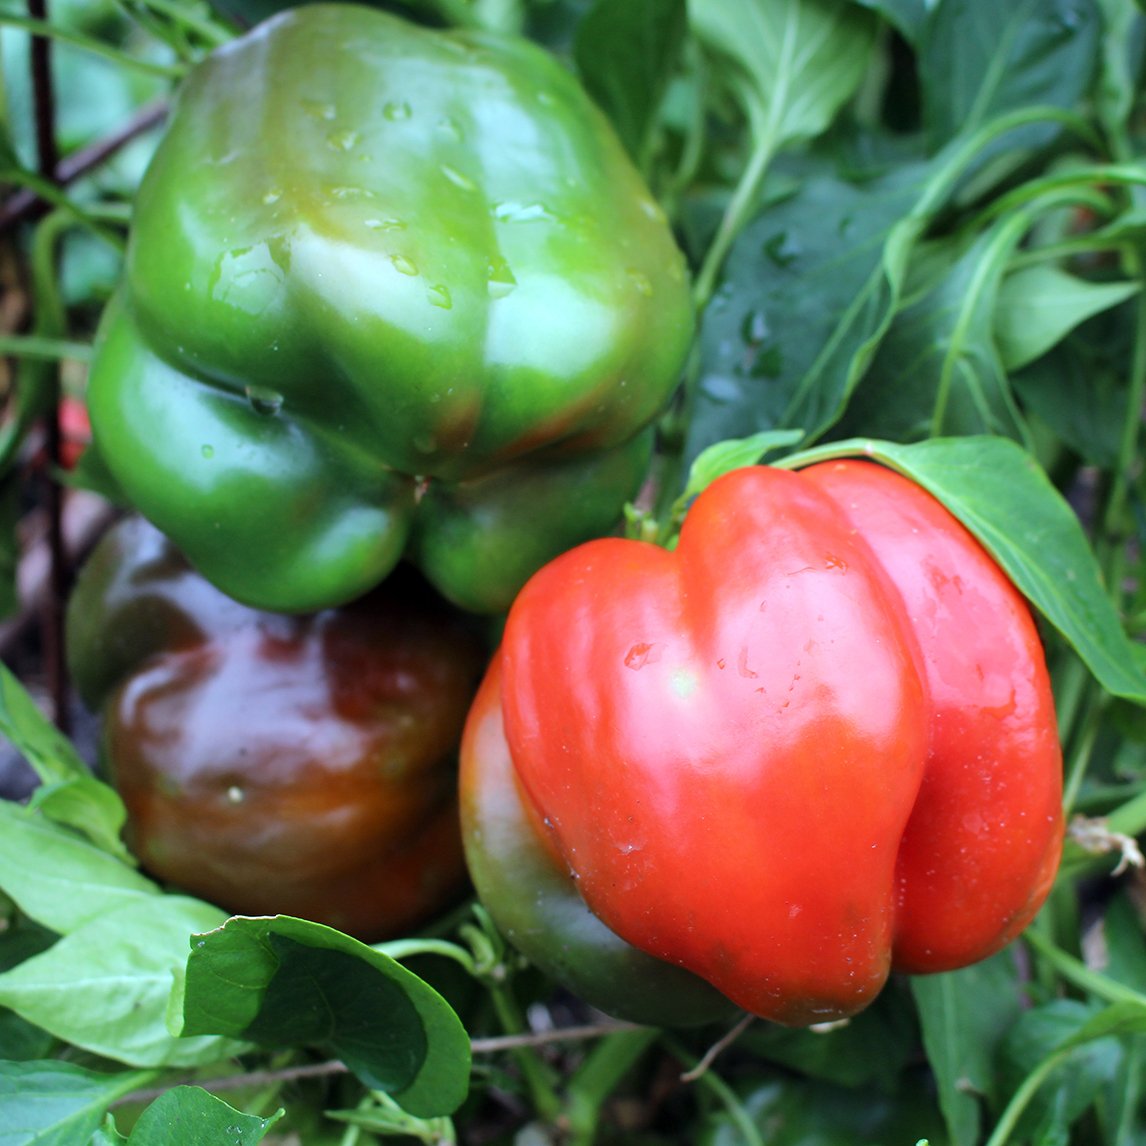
xmin=1060 ymin=699 xmax=1102 ymax=816
xmin=128 ymin=0 xmax=233 ymax=47
xmin=0 ymin=335 xmax=91 ymax=361
xmin=565 ymin=1028 xmax=660 ymax=1146
xmin=984 ymin=1047 xmax=1070 ymax=1146
xmin=26 ymin=0 xmax=70 ymax=733
xmin=374 ymin=937 xmax=477 ymax=974
xmin=486 ymin=980 xmax=563 ymax=1123
xmin=663 ymin=1034 xmax=765 ymax=1146
xmin=1023 ymin=927 xmax=1146 ymax=1008
xmin=0 ymin=100 xmax=167 ymax=232
xmin=0 ymin=14 xmax=185 ymax=77
xmin=691 ymin=111 xmax=780 ymax=315
xmin=0 ymin=167 xmax=127 ymax=248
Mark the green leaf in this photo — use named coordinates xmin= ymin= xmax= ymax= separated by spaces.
xmin=0 ymin=800 xmax=157 ymax=936
xmin=25 ymin=778 xmax=134 ymax=866
xmin=690 ymin=0 xmax=877 ymax=149
xmin=178 ymin=916 xmax=471 ymax=1118
xmin=125 ymin=1087 xmax=283 ymax=1146
xmin=686 ymin=163 xmax=931 ymax=463
xmin=1011 ymin=310 xmax=1131 ymax=468
xmin=0 ymin=661 xmax=88 ymax=783
xmin=994 ymin=264 xmax=1140 ymax=371
xmin=840 ymin=224 xmax=1031 ymax=444
xmin=853 ymin=0 xmax=928 ymax=44
xmin=1000 ymin=999 xmax=1126 ymax=1142
xmin=0 ymin=896 xmax=237 ymax=1068
xmin=911 ymin=950 xmax=1025 ymax=1145
xmin=574 ymin=0 xmax=687 ymax=167
xmin=0 ymin=662 xmax=131 ymax=859
xmin=91 ymin=1121 xmax=128 ymax=1146
xmin=1101 ymin=891 xmax=1146 ymax=995
xmin=700 ymin=1074 xmax=946 ymax=1146
xmin=920 ymin=0 xmax=1101 ymax=154
xmin=1071 ymin=1000 xmax=1146 ymax=1043
xmin=0 ymin=1059 xmax=155 ymax=1146
xmin=0 ymin=925 xmax=56 ymax=1063
xmin=1094 ymin=0 xmax=1146 ymax=144
xmin=681 ymin=428 xmax=804 ymax=501
xmin=854 ymin=435 xmax=1146 ymax=702
xmin=741 ymin=982 xmax=918 ymax=1091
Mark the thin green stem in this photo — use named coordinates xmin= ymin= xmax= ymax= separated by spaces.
xmin=565 ymin=1029 xmax=660 ymax=1146
xmin=0 ymin=15 xmax=185 ymax=77
xmin=663 ymin=1035 xmax=764 ymax=1146
xmin=0 ymin=335 xmax=91 ymax=361
xmin=1058 ymin=785 xmax=1146 ymax=880
xmin=122 ymin=0 xmax=233 ymax=47
xmin=1106 ymin=788 xmax=1146 ymax=839
xmin=0 ymin=166 xmax=128 ymax=249
xmin=1113 ymin=1039 xmax=1141 ymax=1144
xmin=373 ymin=937 xmax=477 ymax=975
xmin=970 ymin=162 xmax=1146 ymax=232
xmin=691 ymin=113 xmax=781 ymax=315
xmin=486 ymin=981 xmax=563 ymax=1123
xmin=1061 ymin=691 xmax=1104 ymax=816
xmin=0 ymin=210 xmax=74 ymax=473
xmin=770 ymin=436 xmax=879 ymax=471
xmin=102 ymin=1068 xmax=165 ymax=1108
xmin=984 ymin=1047 xmax=1071 ymax=1146
xmin=913 ymin=106 xmax=1101 ymax=221
xmin=1008 ymin=231 xmax=1135 ymax=270
xmin=1023 ymin=927 xmax=1146 ymax=1008
xmin=929 ymin=206 xmax=1034 ymax=438
xmin=1052 ymin=651 xmax=1095 ymax=751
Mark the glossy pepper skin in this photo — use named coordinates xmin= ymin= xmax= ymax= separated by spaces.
xmin=460 ymin=664 xmax=736 ymax=1028
xmin=84 ymin=3 xmax=693 ymax=615
xmin=67 ymin=517 xmax=489 ymax=941
xmin=461 ymin=461 xmax=1063 ymax=1026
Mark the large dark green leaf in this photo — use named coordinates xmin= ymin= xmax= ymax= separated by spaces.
xmin=574 ymin=0 xmax=686 ymax=167
xmin=911 ymin=950 xmax=1025 ymax=1145
xmin=838 ymin=226 xmax=1030 ymax=444
xmin=920 ymin=0 xmax=1101 ymax=154
xmin=853 ymin=0 xmax=929 ymax=43
xmin=1000 ymin=1000 xmax=1128 ymax=1143
xmin=700 ymin=1073 xmax=946 ymax=1146
xmin=685 ymin=163 xmax=930 ymax=463
xmin=1011 ymin=301 xmax=1136 ymax=469
xmin=178 ymin=916 xmax=471 ymax=1118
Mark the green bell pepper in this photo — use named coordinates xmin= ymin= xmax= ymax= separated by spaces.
xmin=86 ymin=3 xmax=693 ymax=614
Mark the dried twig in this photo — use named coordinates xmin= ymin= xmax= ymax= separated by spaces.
xmin=679 ymin=1012 xmax=754 ymax=1083
xmin=0 ymin=100 xmax=168 ymax=231
xmin=113 ymin=1019 xmax=647 ymax=1108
